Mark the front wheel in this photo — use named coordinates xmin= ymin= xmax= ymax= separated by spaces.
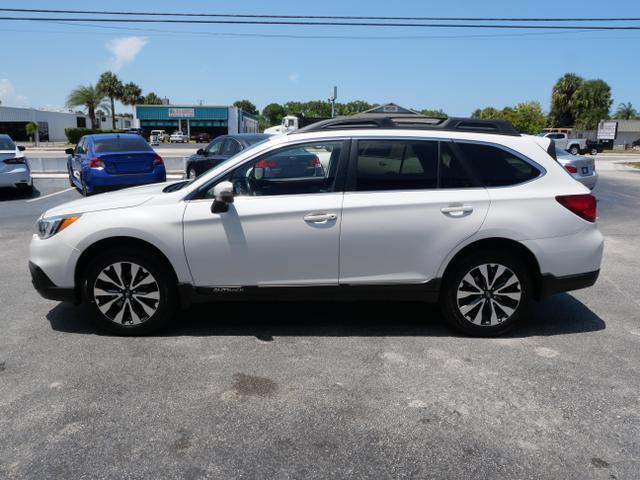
xmin=187 ymin=166 xmax=197 ymax=179
xmin=569 ymin=145 xmax=579 ymax=155
xmin=82 ymin=249 xmax=178 ymax=335
xmin=440 ymin=250 xmax=532 ymax=336
xmin=590 ymin=148 xmax=598 ymax=156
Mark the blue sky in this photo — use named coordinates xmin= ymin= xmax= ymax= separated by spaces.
xmin=0 ymin=0 xmax=639 ymax=116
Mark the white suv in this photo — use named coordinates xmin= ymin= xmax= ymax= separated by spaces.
xmin=29 ymin=115 xmax=603 ymax=336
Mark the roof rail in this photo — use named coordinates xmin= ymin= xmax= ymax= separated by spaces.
xmin=294 ymin=114 xmax=521 ymax=137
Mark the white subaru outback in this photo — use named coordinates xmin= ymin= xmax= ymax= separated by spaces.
xmin=29 ymin=115 xmax=603 ymax=336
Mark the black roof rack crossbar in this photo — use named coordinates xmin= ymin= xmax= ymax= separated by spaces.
xmin=294 ymin=114 xmax=520 ymax=136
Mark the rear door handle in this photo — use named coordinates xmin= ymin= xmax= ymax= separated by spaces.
xmin=441 ymin=205 xmax=473 ymax=217
xmin=304 ymin=212 xmax=338 ymax=224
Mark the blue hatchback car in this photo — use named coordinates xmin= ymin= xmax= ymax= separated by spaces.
xmin=66 ymin=133 xmax=166 ymax=196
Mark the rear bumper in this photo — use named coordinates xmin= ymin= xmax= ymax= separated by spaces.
xmin=84 ymin=167 xmax=166 ymax=190
xmin=29 ymin=261 xmax=78 ymax=303
xmin=0 ymin=166 xmax=31 ymax=188
xmin=574 ymin=171 xmax=598 ymax=189
xmin=538 ymin=270 xmax=600 ymax=299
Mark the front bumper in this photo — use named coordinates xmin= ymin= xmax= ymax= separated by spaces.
xmin=29 ymin=261 xmax=78 ymax=303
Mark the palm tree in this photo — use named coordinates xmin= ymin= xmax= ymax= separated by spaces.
xmin=142 ymin=92 xmax=163 ymax=105
xmin=25 ymin=122 xmax=39 ymax=145
xmin=121 ymin=82 xmax=143 ymax=114
xmin=65 ymin=84 xmax=109 ymax=129
xmin=96 ymin=71 xmax=124 ymax=129
xmin=614 ymin=102 xmax=638 ymax=120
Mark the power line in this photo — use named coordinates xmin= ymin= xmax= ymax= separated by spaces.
xmin=35 ymin=20 xmax=609 ymax=40
xmin=0 ymin=7 xmax=639 ymax=22
xmin=1 ymin=17 xmax=640 ymax=29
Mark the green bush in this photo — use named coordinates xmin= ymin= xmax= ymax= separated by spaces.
xmin=64 ymin=128 xmax=123 ymax=144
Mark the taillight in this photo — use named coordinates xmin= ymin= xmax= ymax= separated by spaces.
xmin=556 ymin=194 xmax=597 ymax=223
xmin=256 ymin=159 xmax=278 ymax=168
xmin=154 ymin=154 xmax=164 ymax=166
xmin=4 ymin=157 xmax=26 ymax=164
xmin=88 ymin=157 xmax=104 ymax=168
xmin=308 ymin=155 xmax=321 ymax=166
xmin=564 ymin=165 xmax=578 ymax=174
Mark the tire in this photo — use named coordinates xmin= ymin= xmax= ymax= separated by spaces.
xmin=68 ymin=168 xmax=75 ymax=187
xmin=440 ymin=250 xmax=533 ymax=337
xmin=187 ymin=166 xmax=197 ymax=179
xmin=80 ymin=175 xmax=90 ymax=197
xmin=590 ymin=148 xmax=598 ymax=156
xmin=18 ymin=179 xmax=34 ymax=195
xmin=569 ymin=145 xmax=579 ymax=155
xmin=81 ymin=248 xmax=178 ymax=335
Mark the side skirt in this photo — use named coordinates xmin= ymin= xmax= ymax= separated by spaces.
xmin=178 ymin=280 xmax=441 ymax=308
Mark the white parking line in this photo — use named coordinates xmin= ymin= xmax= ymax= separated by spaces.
xmin=26 ymin=187 xmax=75 ymax=203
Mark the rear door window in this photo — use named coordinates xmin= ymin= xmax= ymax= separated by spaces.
xmin=355 ymin=140 xmax=438 ymax=191
xmin=455 ymin=142 xmax=540 ymax=187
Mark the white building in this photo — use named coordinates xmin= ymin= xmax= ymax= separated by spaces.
xmin=0 ymin=105 xmax=88 ymax=142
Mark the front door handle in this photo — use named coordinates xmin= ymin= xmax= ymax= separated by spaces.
xmin=441 ymin=205 xmax=474 ymax=217
xmin=304 ymin=212 xmax=338 ymax=224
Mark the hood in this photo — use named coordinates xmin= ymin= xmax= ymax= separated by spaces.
xmin=43 ymin=181 xmax=173 ymax=218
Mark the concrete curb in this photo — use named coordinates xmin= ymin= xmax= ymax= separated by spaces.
xmin=27 ymin=156 xmax=187 ymax=174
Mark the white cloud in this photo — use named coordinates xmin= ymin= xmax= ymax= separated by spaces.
xmin=288 ymin=73 xmax=300 ymax=83
xmin=106 ymin=36 xmax=148 ymax=71
xmin=0 ymin=79 xmax=29 ymax=107
xmin=0 ymin=78 xmax=14 ymax=99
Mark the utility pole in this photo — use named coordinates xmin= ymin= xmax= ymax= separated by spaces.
xmin=329 ymin=86 xmax=337 ymax=118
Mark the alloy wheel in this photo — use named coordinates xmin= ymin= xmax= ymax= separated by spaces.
xmin=456 ymin=263 xmax=522 ymax=326
xmin=93 ymin=262 xmax=160 ymax=325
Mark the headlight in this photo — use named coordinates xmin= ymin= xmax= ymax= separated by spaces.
xmin=36 ymin=215 xmax=81 ymax=239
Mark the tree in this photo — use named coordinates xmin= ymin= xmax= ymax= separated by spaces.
xmin=262 ymin=103 xmax=286 ymax=126
xmin=471 ymin=106 xmax=504 ymax=120
xmin=96 ymin=71 xmax=124 ymax=129
xmin=25 ymin=122 xmax=39 ymax=145
xmin=65 ymin=84 xmax=109 ymax=129
xmin=121 ymin=82 xmax=143 ymax=113
xmin=233 ymin=100 xmax=258 ymax=115
xmin=571 ymin=79 xmax=613 ymax=130
xmin=549 ymin=73 xmax=584 ymax=127
xmin=470 ymin=102 xmax=546 ymax=134
xmin=614 ymin=102 xmax=638 ymax=120
xmin=419 ymin=108 xmax=448 ymax=118
xmin=142 ymin=92 xmax=163 ymax=105
xmin=336 ymin=100 xmax=376 ymax=116
xmin=506 ymin=102 xmax=547 ymax=134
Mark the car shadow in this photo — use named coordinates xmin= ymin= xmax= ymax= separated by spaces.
xmin=46 ymin=293 xmax=605 ymax=339
xmin=0 ymin=185 xmax=39 ymax=200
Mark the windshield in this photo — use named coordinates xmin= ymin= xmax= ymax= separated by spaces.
xmin=0 ymin=135 xmax=16 ymax=150
xmin=94 ymin=137 xmax=153 ymax=153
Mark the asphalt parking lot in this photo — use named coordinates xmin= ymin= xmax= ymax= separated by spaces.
xmin=1 ymin=162 xmax=639 ymax=479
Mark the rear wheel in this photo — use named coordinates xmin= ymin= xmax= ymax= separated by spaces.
xmin=590 ymin=148 xmax=598 ymax=156
xmin=187 ymin=166 xmax=197 ymax=179
xmin=569 ymin=145 xmax=579 ymax=155
xmin=440 ymin=250 xmax=532 ymax=336
xmin=82 ymin=248 xmax=177 ymax=335
xmin=80 ymin=175 xmax=90 ymax=196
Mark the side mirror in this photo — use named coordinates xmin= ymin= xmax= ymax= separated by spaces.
xmin=65 ymin=148 xmax=75 ymax=155
xmin=211 ymin=181 xmax=234 ymax=213
xmin=18 ymin=145 xmax=26 ymax=151
xmin=196 ymin=148 xmax=204 ymax=155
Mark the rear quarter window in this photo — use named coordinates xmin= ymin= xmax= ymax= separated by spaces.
xmin=456 ymin=142 xmax=540 ymax=187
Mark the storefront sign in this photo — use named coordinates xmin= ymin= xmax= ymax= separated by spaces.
xmin=168 ymin=108 xmax=195 ymax=118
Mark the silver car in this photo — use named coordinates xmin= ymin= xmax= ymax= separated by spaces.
xmin=0 ymin=134 xmax=32 ymax=193
xmin=557 ymin=151 xmax=598 ymax=189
